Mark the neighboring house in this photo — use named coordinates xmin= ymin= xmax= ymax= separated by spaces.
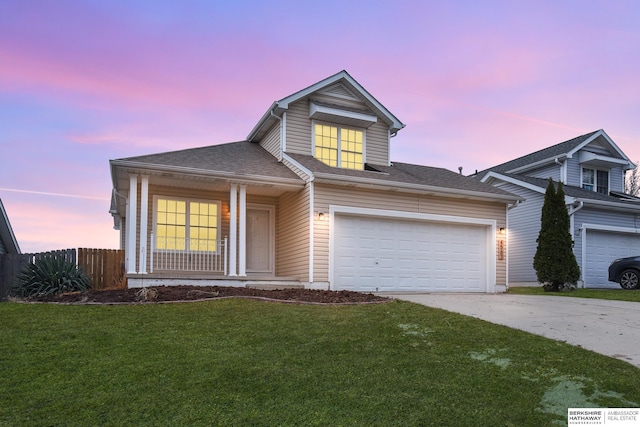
xmin=109 ymin=70 xmax=520 ymax=293
xmin=477 ymin=129 xmax=640 ymax=288
xmin=0 ymin=198 xmax=20 ymax=255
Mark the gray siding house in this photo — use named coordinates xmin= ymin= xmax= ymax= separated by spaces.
xmin=0 ymin=199 xmax=20 ymax=255
xmin=477 ymin=130 xmax=640 ymax=288
xmin=109 ymin=70 xmax=521 ymax=293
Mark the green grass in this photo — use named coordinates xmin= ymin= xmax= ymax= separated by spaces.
xmin=509 ymin=286 xmax=640 ymax=302
xmin=1 ymin=299 xmax=639 ymax=426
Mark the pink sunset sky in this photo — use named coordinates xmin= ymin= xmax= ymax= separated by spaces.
xmin=1 ymin=0 xmax=639 ymax=253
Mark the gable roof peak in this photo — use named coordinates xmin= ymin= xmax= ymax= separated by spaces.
xmin=473 ymin=129 xmax=627 ymax=177
xmin=247 ymin=70 xmax=405 ymax=142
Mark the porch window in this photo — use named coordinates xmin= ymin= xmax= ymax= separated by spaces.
xmin=582 ymin=168 xmax=609 ymax=194
xmin=156 ymin=198 xmax=219 ymax=252
xmin=314 ymin=123 xmax=363 ymax=170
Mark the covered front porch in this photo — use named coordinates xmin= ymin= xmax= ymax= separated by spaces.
xmin=111 ymin=164 xmax=307 ymax=288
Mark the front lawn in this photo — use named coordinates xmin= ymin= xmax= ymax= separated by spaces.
xmin=509 ymin=286 xmax=640 ymax=302
xmin=1 ymin=299 xmax=638 ymax=426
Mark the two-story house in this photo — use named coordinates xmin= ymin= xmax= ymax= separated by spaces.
xmin=477 ymin=130 xmax=640 ymax=288
xmin=109 ymin=70 xmax=521 ymax=293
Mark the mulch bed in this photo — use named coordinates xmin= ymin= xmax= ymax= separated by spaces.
xmin=20 ymin=285 xmax=391 ymax=305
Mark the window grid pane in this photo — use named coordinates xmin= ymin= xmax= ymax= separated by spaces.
xmin=156 ymin=199 xmax=218 ymax=252
xmin=340 ymin=128 xmax=364 ymax=170
xmin=582 ymin=168 xmax=595 ymax=191
xmin=597 ymin=170 xmax=609 ymax=194
xmin=315 ymin=124 xmax=338 ymax=167
xmin=156 ymin=199 xmax=186 ymax=250
xmin=189 ymin=202 xmax=218 ymax=252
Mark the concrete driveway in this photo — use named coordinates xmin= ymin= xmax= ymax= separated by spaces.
xmin=386 ymin=293 xmax=640 ymax=368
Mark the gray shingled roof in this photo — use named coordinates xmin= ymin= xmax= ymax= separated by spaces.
xmin=474 ymin=130 xmax=601 ymax=177
xmin=286 ymin=153 xmax=519 ymax=199
xmin=114 ymin=141 xmax=519 ymax=200
xmin=500 ymin=173 xmax=640 ymax=205
xmin=115 ymin=141 xmax=302 ymax=181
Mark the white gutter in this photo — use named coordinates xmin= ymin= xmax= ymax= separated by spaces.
xmin=554 ymin=158 xmax=567 ymax=183
xmin=313 ymin=174 xmax=522 ymax=203
xmin=110 ymin=160 xmax=306 ymax=189
xmin=270 ymin=110 xmax=284 ymax=162
xmin=507 ymin=154 xmax=568 ymax=174
xmin=577 ymin=198 xmax=640 ymax=213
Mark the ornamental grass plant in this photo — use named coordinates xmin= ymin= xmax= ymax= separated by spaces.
xmin=13 ymin=257 xmax=91 ymax=298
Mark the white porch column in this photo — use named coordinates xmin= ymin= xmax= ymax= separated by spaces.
xmin=138 ymin=175 xmax=149 ymax=274
xmin=239 ymin=184 xmax=247 ymax=276
xmin=126 ymin=174 xmax=138 ymax=274
xmin=229 ymin=184 xmax=238 ymax=276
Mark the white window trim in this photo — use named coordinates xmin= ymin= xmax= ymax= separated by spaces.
xmin=152 ymin=195 xmax=222 ymax=253
xmin=581 ymin=167 xmax=610 ymax=194
xmin=311 ymin=120 xmax=366 ymax=169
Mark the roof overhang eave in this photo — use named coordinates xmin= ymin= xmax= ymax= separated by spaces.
xmin=576 ymin=197 xmax=640 ymax=213
xmin=314 ymin=173 xmax=522 ymax=203
xmin=506 ymin=154 xmax=569 ymax=174
xmin=246 ymin=101 xmax=287 ymax=142
xmin=110 ymin=160 xmax=305 ymax=190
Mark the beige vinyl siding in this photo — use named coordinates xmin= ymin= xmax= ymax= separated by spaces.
xmin=284 ymin=97 xmax=391 ymax=167
xmin=282 ymin=157 xmax=311 ymax=181
xmin=365 ymin=121 xmax=390 ymax=165
xmin=258 ymin=121 xmax=281 ymax=158
xmin=313 ymin=184 xmax=507 ymax=285
xmin=277 ymin=186 xmax=310 ymax=279
xmin=285 ymin=101 xmax=313 ymax=155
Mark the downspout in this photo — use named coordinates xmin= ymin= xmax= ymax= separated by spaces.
xmin=504 ymin=200 xmax=521 ymax=291
xmin=568 ymin=200 xmax=584 ymax=234
xmin=554 ymin=158 xmax=566 ymax=183
xmin=568 ymin=201 xmax=584 ymax=286
xmin=270 ymin=110 xmax=284 ymax=162
xmin=387 ymin=129 xmax=400 ymax=166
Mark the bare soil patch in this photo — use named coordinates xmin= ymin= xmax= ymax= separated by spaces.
xmin=24 ymin=285 xmax=390 ymax=305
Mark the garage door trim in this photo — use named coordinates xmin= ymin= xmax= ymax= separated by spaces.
xmin=328 ymin=205 xmax=497 ymax=292
xmin=580 ymin=223 xmax=640 ymax=286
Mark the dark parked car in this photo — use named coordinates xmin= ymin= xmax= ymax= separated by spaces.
xmin=608 ymin=256 xmax=640 ymax=290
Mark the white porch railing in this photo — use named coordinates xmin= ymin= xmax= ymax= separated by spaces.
xmin=150 ymin=234 xmax=228 ymax=274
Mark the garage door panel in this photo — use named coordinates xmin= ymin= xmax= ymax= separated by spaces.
xmin=334 ymin=215 xmax=488 ymax=292
xmin=585 ymin=230 xmax=640 ymax=288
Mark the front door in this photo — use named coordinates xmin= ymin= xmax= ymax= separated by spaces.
xmin=246 ymin=205 xmax=274 ymax=274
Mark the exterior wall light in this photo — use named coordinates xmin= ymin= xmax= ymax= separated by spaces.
xmin=499 ymin=227 xmax=506 ymax=234
xmin=318 ymin=212 xmax=326 ymax=221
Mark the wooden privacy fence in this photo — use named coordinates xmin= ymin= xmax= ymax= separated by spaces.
xmin=0 ymin=248 xmax=126 ymax=299
xmin=77 ymin=248 xmax=126 ymax=290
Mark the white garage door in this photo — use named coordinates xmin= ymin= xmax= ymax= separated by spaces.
xmin=333 ymin=215 xmax=489 ymax=292
xmin=585 ymin=230 xmax=640 ymax=288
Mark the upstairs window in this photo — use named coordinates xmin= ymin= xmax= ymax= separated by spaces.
xmin=314 ymin=123 xmax=363 ymax=170
xmin=156 ymin=198 xmax=220 ymax=252
xmin=582 ymin=168 xmax=609 ymax=194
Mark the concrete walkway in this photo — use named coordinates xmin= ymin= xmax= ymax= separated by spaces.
xmin=386 ymin=293 xmax=640 ymax=368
